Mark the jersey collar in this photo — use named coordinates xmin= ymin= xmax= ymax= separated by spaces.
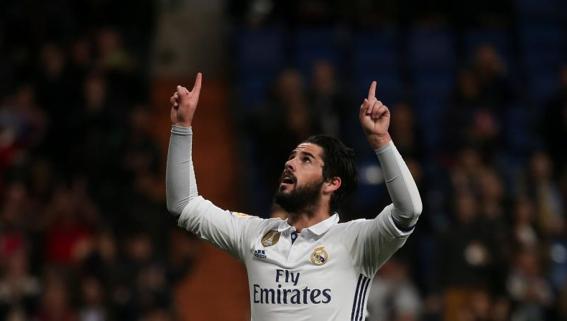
xmin=277 ymin=213 xmax=340 ymax=236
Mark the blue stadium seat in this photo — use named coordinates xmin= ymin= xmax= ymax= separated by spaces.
xmin=515 ymin=0 xmax=561 ymax=20
xmin=523 ymin=50 xmax=564 ymax=74
xmin=412 ymin=97 xmax=448 ymax=151
xmin=519 ymin=23 xmax=563 ymax=50
xmin=352 ymin=29 xmax=404 ymax=103
xmin=354 ymin=73 xmax=404 ymax=106
xmin=410 ymin=70 xmax=454 ymax=152
xmin=527 ymin=69 xmax=560 ymax=106
xmin=234 ymin=27 xmax=285 ymax=109
xmin=292 ymin=28 xmax=343 ymax=78
xmin=560 ymin=1 xmax=567 ymax=22
xmin=353 ymin=156 xmax=387 ymax=209
xmin=407 ymin=26 xmax=456 ymax=73
xmin=407 ymin=26 xmax=455 ymax=150
xmin=464 ymin=28 xmax=512 ymax=65
xmin=237 ymin=75 xmax=272 ymax=111
xmin=234 ymin=27 xmax=285 ymax=77
xmin=407 ymin=26 xmax=455 ymax=139
xmin=413 ymin=72 xmax=454 ymax=98
xmin=518 ymin=23 xmax=564 ymax=103
xmin=352 ymin=29 xmax=399 ymax=71
xmin=504 ymin=105 xmax=538 ymax=154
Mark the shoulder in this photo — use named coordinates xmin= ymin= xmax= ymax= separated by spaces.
xmin=335 ymin=218 xmax=370 ymax=229
xmin=238 ymin=216 xmax=286 ymax=247
xmin=229 ymin=212 xmax=284 ymax=229
xmin=260 ymin=217 xmax=287 ymax=230
xmin=228 ymin=211 xmax=258 ymax=219
xmin=327 ymin=218 xmax=371 ymax=236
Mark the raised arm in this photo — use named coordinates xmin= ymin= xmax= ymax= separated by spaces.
xmin=164 ymin=73 xmax=265 ymax=259
xmin=166 ymin=73 xmax=202 ymax=215
xmin=359 ymin=81 xmax=422 ymax=230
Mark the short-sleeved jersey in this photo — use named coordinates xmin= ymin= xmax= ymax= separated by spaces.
xmin=178 ymin=196 xmax=413 ymax=321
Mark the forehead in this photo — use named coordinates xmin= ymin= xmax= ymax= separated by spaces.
xmin=293 ymin=143 xmax=324 ymax=159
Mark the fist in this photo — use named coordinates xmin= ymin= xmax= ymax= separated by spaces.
xmin=359 ymin=81 xmax=391 ymax=149
xmin=170 ymin=72 xmax=202 ymax=127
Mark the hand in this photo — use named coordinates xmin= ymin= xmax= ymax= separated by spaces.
xmin=170 ymin=72 xmax=203 ymax=127
xmin=359 ymin=81 xmax=391 ymax=149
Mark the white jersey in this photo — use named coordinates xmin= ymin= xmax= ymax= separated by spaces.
xmin=178 ymin=197 xmax=412 ymax=321
xmin=166 ymin=126 xmax=421 ymax=321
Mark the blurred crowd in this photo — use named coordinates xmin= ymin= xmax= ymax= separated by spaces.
xmin=0 ymin=1 xmax=198 ymax=320
xmin=0 ymin=0 xmax=565 ymax=321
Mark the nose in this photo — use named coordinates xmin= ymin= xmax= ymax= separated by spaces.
xmin=285 ymin=158 xmax=295 ymax=172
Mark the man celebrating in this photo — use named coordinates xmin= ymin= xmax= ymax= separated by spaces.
xmin=166 ymin=73 xmax=422 ymax=321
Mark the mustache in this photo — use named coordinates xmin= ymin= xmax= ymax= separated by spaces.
xmin=280 ymin=169 xmax=297 ymax=183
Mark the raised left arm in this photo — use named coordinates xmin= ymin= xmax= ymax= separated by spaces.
xmin=359 ymin=81 xmax=422 ymax=230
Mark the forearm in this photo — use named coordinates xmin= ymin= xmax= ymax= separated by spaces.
xmin=166 ymin=125 xmax=198 ymax=215
xmin=375 ymin=141 xmax=422 ymax=229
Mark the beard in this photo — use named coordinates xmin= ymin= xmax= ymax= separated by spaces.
xmin=273 ymin=179 xmax=324 ymax=215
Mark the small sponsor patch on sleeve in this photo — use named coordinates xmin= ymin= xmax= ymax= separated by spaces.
xmin=230 ymin=211 xmax=252 ymax=219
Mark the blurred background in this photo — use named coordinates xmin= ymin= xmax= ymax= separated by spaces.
xmin=0 ymin=0 xmax=566 ymax=320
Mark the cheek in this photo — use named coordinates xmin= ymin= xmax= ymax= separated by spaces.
xmin=298 ymin=169 xmax=323 ymax=184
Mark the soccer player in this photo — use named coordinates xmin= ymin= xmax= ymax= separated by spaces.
xmin=166 ymin=73 xmax=422 ymax=321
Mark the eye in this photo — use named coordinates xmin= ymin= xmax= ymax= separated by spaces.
xmin=303 ymin=157 xmax=311 ymax=163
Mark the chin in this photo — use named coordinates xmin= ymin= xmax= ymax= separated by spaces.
xmin=279 ymin=184 xmax=296 ymax=193
xmin=274 ymin=180 xmax=324 ymax=214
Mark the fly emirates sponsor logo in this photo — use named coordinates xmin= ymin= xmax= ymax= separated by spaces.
xmin=253 ymin=269 xmax=332 ymax=304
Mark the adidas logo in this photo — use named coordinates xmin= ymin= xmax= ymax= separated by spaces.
xmin=254 ymin=249 xmax=267 ymax=259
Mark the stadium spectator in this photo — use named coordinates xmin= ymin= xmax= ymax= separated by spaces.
xmin=367 ymin=259 xmax=422 ymax=321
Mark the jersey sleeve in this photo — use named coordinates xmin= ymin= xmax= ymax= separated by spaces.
xmin=343 ymin=140 xmax=421 ymax=277
xmin=165 ymin=125 xmax=264 ymax=260
xmin=177 ymin=196 xmax=264 ymax=260
xmin=344 ymin=205 xmax=413 ymax=276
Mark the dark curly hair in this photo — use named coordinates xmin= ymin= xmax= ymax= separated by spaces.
xmin=303 ymin=135 xmax=357 ymax=212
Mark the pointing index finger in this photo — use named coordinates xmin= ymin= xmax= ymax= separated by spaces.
xmin=368 ymin=81 xmax=377 ymax=100
xmin=191 ymin=72 xmax=202 ymax=94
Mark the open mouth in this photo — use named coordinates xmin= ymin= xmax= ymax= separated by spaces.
xmin=279 ymin=171 xmax=296 ymax=189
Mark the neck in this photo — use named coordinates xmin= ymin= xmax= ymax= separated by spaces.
xmin=286 ymin=203 xmax=332 ymax=232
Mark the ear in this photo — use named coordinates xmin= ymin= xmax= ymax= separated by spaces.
xmin=322 ymin=177 xmax=341 ymax=195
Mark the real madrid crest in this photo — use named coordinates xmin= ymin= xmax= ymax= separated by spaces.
xmin=261 ymin=230 xmax=281 ymax=247
xmin=310 ymin=246 xmax=328 ymax=265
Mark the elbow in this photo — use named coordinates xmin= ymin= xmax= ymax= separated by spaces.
xmin=406 ymin=197 xmax=423 ymax=225
xmin=166 ymin=193 xmax=196 ymax=216
xmin=412 ymin=197 xmax=423 ymax=217
xmin=395 ymin=195 xmax=422 ymax=216
xmin=166 ymin=201 xmax=182 ymax=216
xmin=398 ymin=205 xmax=422 ymax=223
xmin=165 ymin=187 xmax=191 ymax=215
xmin=166 ymin=197 xmax=187 ymax=216
xmin=405 ymin=186 xmax=423 ymax=218
xmin=395 ymin=197 xmax=422 ymax=225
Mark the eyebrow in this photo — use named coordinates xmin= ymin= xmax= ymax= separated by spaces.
xmin=302 ymin=151 xmax=316 ymax=160
xmin=289 ymin=150 xmax=316 ymax=160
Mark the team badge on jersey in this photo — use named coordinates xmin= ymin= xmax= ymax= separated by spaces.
xmin=310 ymin=246 xmax=328 ymax=265
xmin=261 ymin=230 xmax=280 ymax=247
